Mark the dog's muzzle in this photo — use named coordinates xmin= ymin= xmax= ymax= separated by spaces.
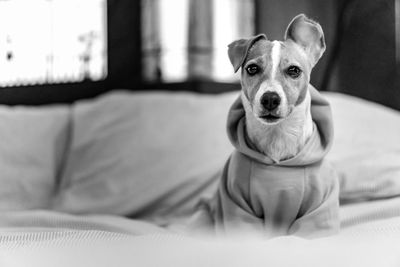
xmin=258 ymin=92 xmax=282 ymax=123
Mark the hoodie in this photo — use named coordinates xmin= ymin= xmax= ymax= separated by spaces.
xmin=203 ymin=86 xmax=339 ymax=238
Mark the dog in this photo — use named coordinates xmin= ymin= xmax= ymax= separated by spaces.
xmin=191 ymin=14 xmax=340 ymax=239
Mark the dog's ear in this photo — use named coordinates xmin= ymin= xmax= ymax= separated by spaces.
xmin=228 ymin=34 xmax=267 ymax=73
xmin=285 ymin=14 xmax=326 ymax=67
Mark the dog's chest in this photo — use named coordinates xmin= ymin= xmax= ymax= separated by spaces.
xmin=248 ymin=124 xmax=304 ymax=162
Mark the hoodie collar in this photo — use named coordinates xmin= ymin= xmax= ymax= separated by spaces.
xmin=226 ymin=85 xmax=334 ymax=166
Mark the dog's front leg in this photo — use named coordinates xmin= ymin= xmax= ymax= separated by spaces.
xmin=210 ymin=156 xmax=266 ymax=237
xmin=288 ymin=162 xmax=340 ymax=238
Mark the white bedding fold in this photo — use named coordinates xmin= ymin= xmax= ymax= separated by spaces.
xmin=340 ymin=197 xmax=400 ymax=236
xmin=1 ymin=200 xmax=400 ymax=267
xmin=0 ymin=210 xmax=166 ymax=237
xmin=0 ymin=228 xmax=399 ymax=267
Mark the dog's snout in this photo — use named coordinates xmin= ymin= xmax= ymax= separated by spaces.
xmin=261 ymin=92 xmax=281 ymax=111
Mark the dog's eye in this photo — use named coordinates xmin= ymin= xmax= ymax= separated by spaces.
xmin=246 ymin=64 xmax=259 ymax=76
xmin=286 ymin=66 xmax=302 ymax=78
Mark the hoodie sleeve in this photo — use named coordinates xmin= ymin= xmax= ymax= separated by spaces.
xmin=288 ymin=160 xmax=340 ymax=238
xmin=212 ymin=153 xmax=266 ymax=236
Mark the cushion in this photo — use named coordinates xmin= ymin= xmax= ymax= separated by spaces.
xmin=324 ymin=92 xmax=400 ymax=203
xmin=0 ymin=105 xmax=70 ymax=210
xmin=53 ymin=91 xmax=236 ymax=225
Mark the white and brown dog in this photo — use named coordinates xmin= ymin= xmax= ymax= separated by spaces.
xmin=231 ymin=14 xmax=327 ymax=163
xmin=194 ymin=14 xmax=340 ymax=238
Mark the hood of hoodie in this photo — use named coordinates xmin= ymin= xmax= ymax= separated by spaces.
xmin=227 ymin=85 xmax=334 ymax=166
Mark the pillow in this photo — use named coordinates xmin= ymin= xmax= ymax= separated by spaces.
xmin=324 ymin=92 xmax=400 ymax=203
xmin=0 ymin=105 xmax=70 ymax=211
xmin=53 ymin=91 xmax=236 ymax=225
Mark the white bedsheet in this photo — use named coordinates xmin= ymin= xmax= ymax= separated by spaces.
xmin=1 ymin=198 xmax=400 ymax=267
xmin=340 ymin=197 xmax=400 ymax=236
xmin=0 ymin=232 xmax=399 ymax=267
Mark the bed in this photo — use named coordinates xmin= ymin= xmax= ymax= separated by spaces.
xmin=0 ymin=89 xmax=399 ymax=266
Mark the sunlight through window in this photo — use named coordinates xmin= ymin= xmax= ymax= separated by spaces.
xmin=0 ymin=0 xmax=107 ymax=87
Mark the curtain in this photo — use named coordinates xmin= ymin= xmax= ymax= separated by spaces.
xmin=141 ymin=0 xmax=255 ymax=83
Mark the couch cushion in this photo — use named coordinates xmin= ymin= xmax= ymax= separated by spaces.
xmin=0 ymin=105 xmax=70 ymax=210
xmin=324 ymin=92 xmax=400 ymax=203
xmin=53 ymin=91 xmax=236 ymax=225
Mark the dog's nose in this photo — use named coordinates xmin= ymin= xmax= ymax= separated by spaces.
xmin=261 ymin=92 xmax=281 ymax=111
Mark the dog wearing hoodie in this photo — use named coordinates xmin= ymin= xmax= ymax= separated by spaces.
xmin=191 ymin=14 xmax=340 ymax=239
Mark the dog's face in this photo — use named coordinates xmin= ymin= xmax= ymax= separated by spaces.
xmin=228 ymin=14 xmax=325 ymax=125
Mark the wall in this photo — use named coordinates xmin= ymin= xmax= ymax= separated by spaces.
xmin=333 ymin=0 xmax=398 ymax=110
xmin=255 ymin=0 xmax=338 ymax=90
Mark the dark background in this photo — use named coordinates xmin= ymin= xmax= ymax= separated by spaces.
xmin=0 ymin=0 xmax=398 ymax=110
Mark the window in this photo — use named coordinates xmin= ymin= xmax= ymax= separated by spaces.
xmin=0 ymin=0 xmax=107 ymax=87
